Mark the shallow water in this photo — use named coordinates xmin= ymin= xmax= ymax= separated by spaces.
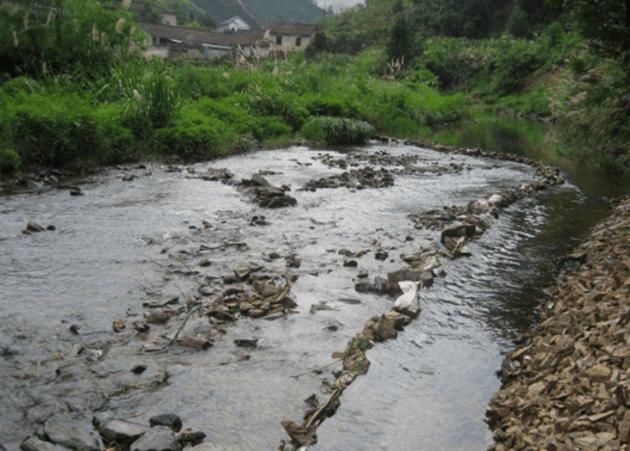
xmin=0 ymin=133 xmax=625 ymax=450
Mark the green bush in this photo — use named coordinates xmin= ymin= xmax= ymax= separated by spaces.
xmin=124 ymin=64 xmax=181 ymax=137
xmin=155 ymin=105 xmax=236 ymax=160
xmin=0 ymin=147 xmax=20 ymax=174
xmin=301 ymin=116 xmax=374 ymax=145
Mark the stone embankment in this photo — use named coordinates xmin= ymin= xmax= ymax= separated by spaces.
xmin=488 ymin=197 xmax=630 ymax=451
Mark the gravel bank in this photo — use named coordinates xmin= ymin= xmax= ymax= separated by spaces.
xmin=488 ymin=197 xmax=630 ymax=451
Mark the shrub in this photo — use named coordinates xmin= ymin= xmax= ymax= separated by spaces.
xmin=0 ymin=147 xmax=20 ymax=174
xmin=301 ymin=116 xmax=374 ymax=145
xmin=124 ymin=64 xmax=181 ymax=137
xmin=155 ymin=105 xmax=236 ymax=160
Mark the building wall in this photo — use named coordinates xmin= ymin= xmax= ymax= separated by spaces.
xmin=268 ymin=34 xmax=312 ymax=53
xmin=161 ymin=13 xmax=177 ymax=26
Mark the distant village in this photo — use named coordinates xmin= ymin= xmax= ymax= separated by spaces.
xmin=126 ymin=1 xmax=320 ymax=62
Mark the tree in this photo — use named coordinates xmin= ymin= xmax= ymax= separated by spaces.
xmin=387 ymin=3 xmax=414 ymax=63
xmin=566 ymin=0 xmax=630 ymax=56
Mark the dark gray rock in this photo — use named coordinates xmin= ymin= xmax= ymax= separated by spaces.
xmin=100 ymin=420 xmax=147 ymax=445
xmin=130 ymin=426 xmax=178 ymax=451
xmin=25 ymin=221 xmax=45 ymax=233
xmin=149 ymin=414 xmax=183 ymax=432
xmin=44 ymin=414 xmax=103 ymax=451
xmin=440 ymin=222 xmax=475 ymax=243
xmin=233 ymin=338 xmax=258 ymax=348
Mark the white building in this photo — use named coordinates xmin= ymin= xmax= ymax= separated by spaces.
xmin=217 ymin=16 xmax=251 ymax=33
xmin=265 ymin=23 xmax=318 ymax=55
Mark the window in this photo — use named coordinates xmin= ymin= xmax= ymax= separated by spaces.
xmin=296 ymin=37 xmax=302 ymax=47
xmin=276 ymin=35 xmax=282 ymax=46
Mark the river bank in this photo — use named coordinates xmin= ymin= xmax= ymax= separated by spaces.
xmin=488 ymin=196 xmax=630 ymax=450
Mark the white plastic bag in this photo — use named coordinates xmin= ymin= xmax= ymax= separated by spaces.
xmin=393 ymin=281 xmax=419 ymax=311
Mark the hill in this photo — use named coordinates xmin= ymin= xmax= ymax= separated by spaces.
xmin=129 ymin=0 xmax=325 ymax=30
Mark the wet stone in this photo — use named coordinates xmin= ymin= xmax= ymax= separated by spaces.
xmin=100 ymin=419 xmax=147 ymax=445
xmin=24 ymin=221 xmax=45 ymax=233
xmin=374 ymin=250 xmax=389 ymax=261
xmin=234 ymin=338 xmax=258 ymax=348
xmin=131 ymin=426 xmax=178 ymax=451
xmin=149 ymin=414 xmax=183 ymax=432
xmin=20 ymin=436 xmax=69 ymax=451
xmin=44 ymin=414 xmax=103 ymax=451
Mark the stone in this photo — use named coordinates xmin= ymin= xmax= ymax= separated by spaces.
xmin=177 ymin=337 xmax=212 ymax=351
xmin=234 ymin=338 xmax=258 ymax=348
xmin=25 ymin=221 xmax=45 ymax=233
xmin=177 ymin=430 xmax=206 ymax=446
xmin=130 ymin=426 xmax=178 ymax=451
xmin=420 ymin=271 xmax=434 ymax=287
xmin=149 ymin=414 xmax=183 ymax=432
xmin=387 ymin=269 xmax=422 ymax=291
xmin=440 ymin=222 xmax=476 ymax=243
xmin=585 ymin=364 xmax=611 ymax=382
xmin=112 ymin=320 xmax=126 ymax=332
xmin=100 ymin=420 xmax=147 ymax=445
xmin=343 ymin=260 xmax=358 ymax=268
xmin=202 ymin=168 xmax=233 ymax=181
xmin=20 ymin=436 xmax=68 ymax=451
xmin=375 ymin=250 xmax=389 ymax=261
xmin=44 ymin=414 xmax=103 ymax=451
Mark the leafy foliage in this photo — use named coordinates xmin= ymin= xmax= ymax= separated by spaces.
xmin=0 ymin=0 xmax=140 ymax=79
xmin=301 ymin=116 xmax=374 ymax=145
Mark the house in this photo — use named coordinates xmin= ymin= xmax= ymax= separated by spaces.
xmin=160 ymin=12 xmax=177 ymax=26
xmin=139 ymin=22 xmax=269 ymax=60
xmin=217 ymin=16 xmax=251 ymax=33
xmin=265 ymin=23 xmax=318 ymax=55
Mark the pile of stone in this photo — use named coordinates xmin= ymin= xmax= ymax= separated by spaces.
xmin=206 ymin=268 xmax=298 ymax=322
xmin=301 ymin=167 xmax=394 ymax=191
xmin=198 ymin=167 xmax=234 ymax=182
xmin=20 ymin=412 xmax=205 ymax=451
xmin=487 ymin=197 xmax=630 ymax=451
xmin=239 ymin=175 xmax=297 ymax=208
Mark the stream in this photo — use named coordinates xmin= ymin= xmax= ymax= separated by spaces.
xmin=0 ymin=120 xmax=628 ymax=450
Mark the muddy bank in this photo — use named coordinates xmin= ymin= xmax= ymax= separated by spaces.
xmin=487 ymin=197 xmax=630 ymax=450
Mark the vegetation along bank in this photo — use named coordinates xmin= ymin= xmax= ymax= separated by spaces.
xmin=1 ymin=0 xmax=629 ymax=181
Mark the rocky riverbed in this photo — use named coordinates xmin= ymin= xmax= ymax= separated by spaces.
xmin=487 ymin=196 xmax=630 ymax=451
xmin=0 ymin=141 xmax=617 ymax=450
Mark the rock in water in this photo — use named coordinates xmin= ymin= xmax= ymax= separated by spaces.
xmin=149 ymin=414 xmax=183 ymax=432
xmin=20 ymin=436 xmax=68 ymax=451
xmin=130 ymin=426 xmax=178 ymax=451
xmin=24 ymin=221 xmax=45 ymax=233
xmin=44 ymin=414 xmax=103 ymax=451
xmin=99 ymin=420 xmax=147 ymax=445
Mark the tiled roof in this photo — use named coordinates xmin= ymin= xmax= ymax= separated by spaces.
xmin=268 ymin=23 xmax=318 ymax=36
xmin=139 ymin=23 xmax=265 ymax=47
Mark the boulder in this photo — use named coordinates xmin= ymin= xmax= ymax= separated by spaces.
xmin=149 ymin=414 xmax=183 ymax=432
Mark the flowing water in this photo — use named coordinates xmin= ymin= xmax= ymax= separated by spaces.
xmin=0 ymin=119 xmax=627 ymax=450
